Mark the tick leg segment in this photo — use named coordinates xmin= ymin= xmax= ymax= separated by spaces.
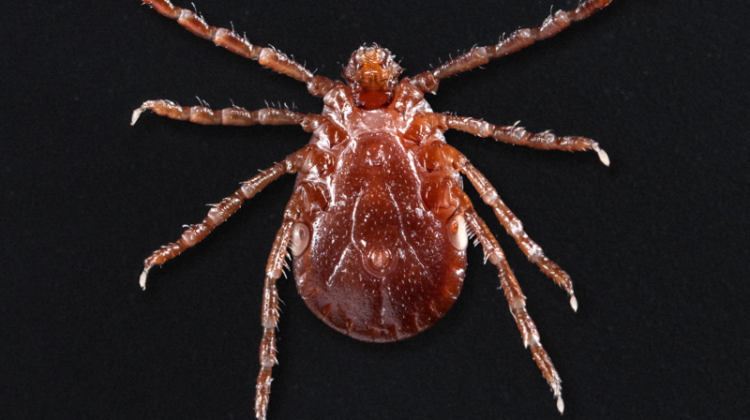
xmin=461 ymin=158 xmax=579 ymax=310
xmin=139 ymin=147 xmax=311 ymax=290
xmin=411 ymin=0 xmax=612 ymax=93
xmin=461 ymin=204 xmax=564 ymax=413
xmin=436 ymin=142 xmax=579 ymax=308
xmin=444 ymin=114 xmax=609 ymax=166
xmin=141 ymin=0 xmax=336 ymax=97
xmin=132 ymin=100 xmax=328 ymax=131
xmin=255 ymin=189 xmax=306 ymax=420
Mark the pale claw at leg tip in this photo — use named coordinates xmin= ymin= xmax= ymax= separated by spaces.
xmin=139 ymin=268 xmax=149 ymax=291
xmin=595 ymin=145 xmax=610 ymax=167
xmin=131 ymin=108 xmax=143 ymax=126
xmin=557 ymin=396 xmax=565 ymax=414
xmin=570 ymin=295 xmax=578 ymax=312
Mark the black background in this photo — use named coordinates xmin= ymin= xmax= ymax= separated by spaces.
xmin=3 ymin=1 xmax=749 ymax=419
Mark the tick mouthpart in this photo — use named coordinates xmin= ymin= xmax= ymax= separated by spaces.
xmin=343 ymin=46 xmax=403 ymax=109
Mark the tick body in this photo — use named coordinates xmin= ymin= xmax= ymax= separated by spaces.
xmin=293 ymin=86 xmax=468 ymax=342
xmin=133 ymin=0 xmax=612 ymax=418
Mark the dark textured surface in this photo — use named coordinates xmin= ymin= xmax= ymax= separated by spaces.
xmin=2 ymin=1 xmax=748 ymax=419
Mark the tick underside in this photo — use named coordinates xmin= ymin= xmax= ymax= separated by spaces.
xmin=133 ymin=0 xmax=612 ymax=418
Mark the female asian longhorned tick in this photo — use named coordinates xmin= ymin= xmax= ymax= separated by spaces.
xmin=132 ymin=0 xmax=612 ymax=418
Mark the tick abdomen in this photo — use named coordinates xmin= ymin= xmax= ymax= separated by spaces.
xmin=294 ymin=132 xmax=467 ymax=342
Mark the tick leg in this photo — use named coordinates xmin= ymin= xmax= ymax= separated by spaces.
xmin=255 ymin=189 xmax=306 ymax=420
xmin=411 ymin=0 xmax=612 ymax=93
xmin=444 ymin=114 xmax=609 ymax=166
xmin=141 ymin=0 xmax=336 ymax=97
xmin=435 ymin=142 xmax=581 ymax=309
xmin=131 ymin=100 xmax=328 ymax=131
xmin=460 ymin=202 xmax=565 ymax=414
xmin=139 ymin=147 xmax=311 ymax=290
xmin=461 ymin=158 xmax=579 ymax=310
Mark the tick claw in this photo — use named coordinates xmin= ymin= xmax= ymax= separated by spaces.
xmin=570 ymin=295 xmax=578 ymax=312
xmin=139 ymin=268 xmax=150 ymax=290
xmin=131 ymin=107 xmax=144 ymax=126
xmin=594 ymin=145 xmax=610 ymax=166
xmin=557 ymin=396 xmax=565 ymax=414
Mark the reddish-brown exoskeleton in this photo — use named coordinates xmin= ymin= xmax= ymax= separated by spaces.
xmin=133 ymin=0 xmax=612 ymax=418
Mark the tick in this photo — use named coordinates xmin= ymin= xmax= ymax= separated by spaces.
xmin=132 ymin=0 xmax=612 ymax=418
